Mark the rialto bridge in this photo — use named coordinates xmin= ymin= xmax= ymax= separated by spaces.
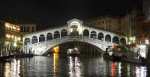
xmin=23 ymin=18 xmax=126 ymax=55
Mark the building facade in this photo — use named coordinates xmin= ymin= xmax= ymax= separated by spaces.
xmin=0 ymin=21 xmax=21 ymax=56
xmin=85 ymin=13 xmax=137 ymax=44
xmin=20 ymin=24 xmax=37 ymax=42
xmin=21 ymin=24 xmax=36 ymax=33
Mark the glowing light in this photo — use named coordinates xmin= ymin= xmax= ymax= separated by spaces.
xmin=13 ymin=26 xmax=16 ymax=30
xmin=118 ymin=62 xmax=122 ymax=77
xmin=129 ymin=37 xmax=135 ymax=41
xmin=53 ymin=46 xmax=59 ymax=53
xmin=11 ymin=59 xmax=21 ymax=77
xmin=5 ymin=22 xmax=21 ymax=32
xmin=6 ymin=34 xmax=11 ymax=38
xmin=5 ymin=22 xmax=10 ymax=28
xmin=13 ymin=42 xmax=17 ymax=47
xmin=145 ymin=39 xmax=149 ymax=45
xmin=69 ymin=20 xmax=83 ymax=35
xmin=17 ymin=37 xmax=21 ymax=41
xmin=15 ymin=36 xmax=17 ymax=41
xmin=70 ymin=21 xmax=81 ymax=26
xmin=11 ymin=35 xmax=14 ymax=39
xmin=53 ymin=53 xmax=59 ymax=74
xmin=112 ymin=43 xmax=117 ymax=48
xmin=4 ymin=63 xmax=11 ymax=77
xmin=138 ymin=45 xmax=147 ymax=58
xmin=5 ymin=41 xmax=10 ymax=45
xmin=128 ymin=36 xmax=136 ymax=44
xmin=136 ymin=66 xmax=147 ymax=77
xmin=68 ymin=56 xmax=81 ymax=77
xmin=111 ymin=62 xmax=116 ymax=77
xmin=17 ymin=27 xmax=20 ymax=31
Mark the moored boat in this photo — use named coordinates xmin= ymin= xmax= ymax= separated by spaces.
xmin=104 ymin=45 xmax=147 ymax=65
xmin=67 ymin=47 xmax=80 ymax=56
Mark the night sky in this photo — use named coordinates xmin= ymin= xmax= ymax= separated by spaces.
xmin=0 ymin=0 xmax=142 ymax=26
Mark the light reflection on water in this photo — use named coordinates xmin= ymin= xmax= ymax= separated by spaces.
xmin=4 ymin=59 xmax=20 ymax=77
xmin=53 ymin=53 xmax=59 ymax=77
xmin=135 ymin=66 xmax=147 ymax=77
xmin=68 ymin=56 xmax=82 ymax=77
xmin=0 ymin=55 xmax=148 ymax=77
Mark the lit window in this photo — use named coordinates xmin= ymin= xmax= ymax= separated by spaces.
xmin=11 ymin=35 xmax=14 ymax=39
xmin=5 ymin=23 xmax=10 ymax=28
xmin=6 ymin=34 xmax=10 ymax=38
xmin=17 ymin=27 xmax=20 ymax=31
xmin=17 ymin=37 xmax=21 ymax=41
xmin=13 ymin=26 xmax=16 ymax=30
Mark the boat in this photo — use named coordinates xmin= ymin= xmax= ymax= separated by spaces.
xmin=67 ymin=47 xmax=80 ymax=56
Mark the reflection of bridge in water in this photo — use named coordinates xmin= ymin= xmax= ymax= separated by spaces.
xmin=23 ymin=18 xmax=126 ymax=55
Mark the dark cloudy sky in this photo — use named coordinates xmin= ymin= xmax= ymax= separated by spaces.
xmin=0 ymin=0 xmax=142 ymax=26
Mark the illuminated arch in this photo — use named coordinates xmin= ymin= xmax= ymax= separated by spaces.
xmin=24 ymin=38 xmax=30 ymax=45
xmin=47 ymin=33 xmax=53 ymax=40
xmin=32 ymin=36 xmax=38 ymax=44
xmin=112 ymin=36 xmax=119 ymax=44
xmin=90 ymin=31 xmax=97 ymax=38
xmin=61 ymin=29 xmax=67 ymax=37
xmin=54 ymin=31 xmax=60 ymax=39
xmin=105 ymin=34 xmax=111 ymax=42
xmin=98 ymin=32 xmax=104 ymax=40
xmin=120 ymin=38 xmax=126 ymax=45
xmin=83 ymin=29 xmax=89 ymax=37
xmin=39 ymin=34 xmax=45 ymax=42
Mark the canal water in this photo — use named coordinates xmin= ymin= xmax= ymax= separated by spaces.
xmin=0 ymin=53 xmax=148 ymax=77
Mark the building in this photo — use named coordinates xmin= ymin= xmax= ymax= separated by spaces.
xmin=0 ymin=21 xmax=21 ymax=55
xmin=85 ymin=12 xmax=137 ymax=44
xmin=143 ymin=0 xmax=150 ymax=20
xmin=21 ymin=24 xmax=36 ymax=33
xmin=85 ymin=16 xmax=121 ymax=33
xmin=20 ymin=24 xmax=37 ymax=42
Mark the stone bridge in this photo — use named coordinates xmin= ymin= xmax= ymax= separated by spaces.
xmin=23 ymin=18 xmax=126 ymax=55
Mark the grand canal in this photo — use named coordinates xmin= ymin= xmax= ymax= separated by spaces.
xmin=0 ymin=52 xmax=148 ymax=77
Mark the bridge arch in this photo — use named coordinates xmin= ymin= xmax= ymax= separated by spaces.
xmin=120 ymin=38 xmax=126 ymax=45
xmin=90 ymin=31 xmax=97 ymax=39
xmin=47 ymin=33 xmax=53 ymax=40
xmin=112 ymin=36 xmax=119 ymax=44
xmin=61 ymin=29 xmax=67 ymax=37
xmin=98 ymin=32 xmax=104 ymax=40
xmin=32 ymin=36 xmax=38 ymax=44
xmin=24 ymin=38 xmax=30 ymax=45
xmin=83 ymin=29 xmax=89 ymax=37
xmin=105 ymin=34 xmax=111 ymax=42
xmin=54 ymin=31 xmax=60 ymax=39
xmin=39 ymin=34 xmax=45 ymax=42
xmin=44 ymin=40 xmax=104 ymax=55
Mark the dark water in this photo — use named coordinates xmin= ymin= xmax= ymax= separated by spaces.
xmin=0 ymin=54 xmax=148 ymax=77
